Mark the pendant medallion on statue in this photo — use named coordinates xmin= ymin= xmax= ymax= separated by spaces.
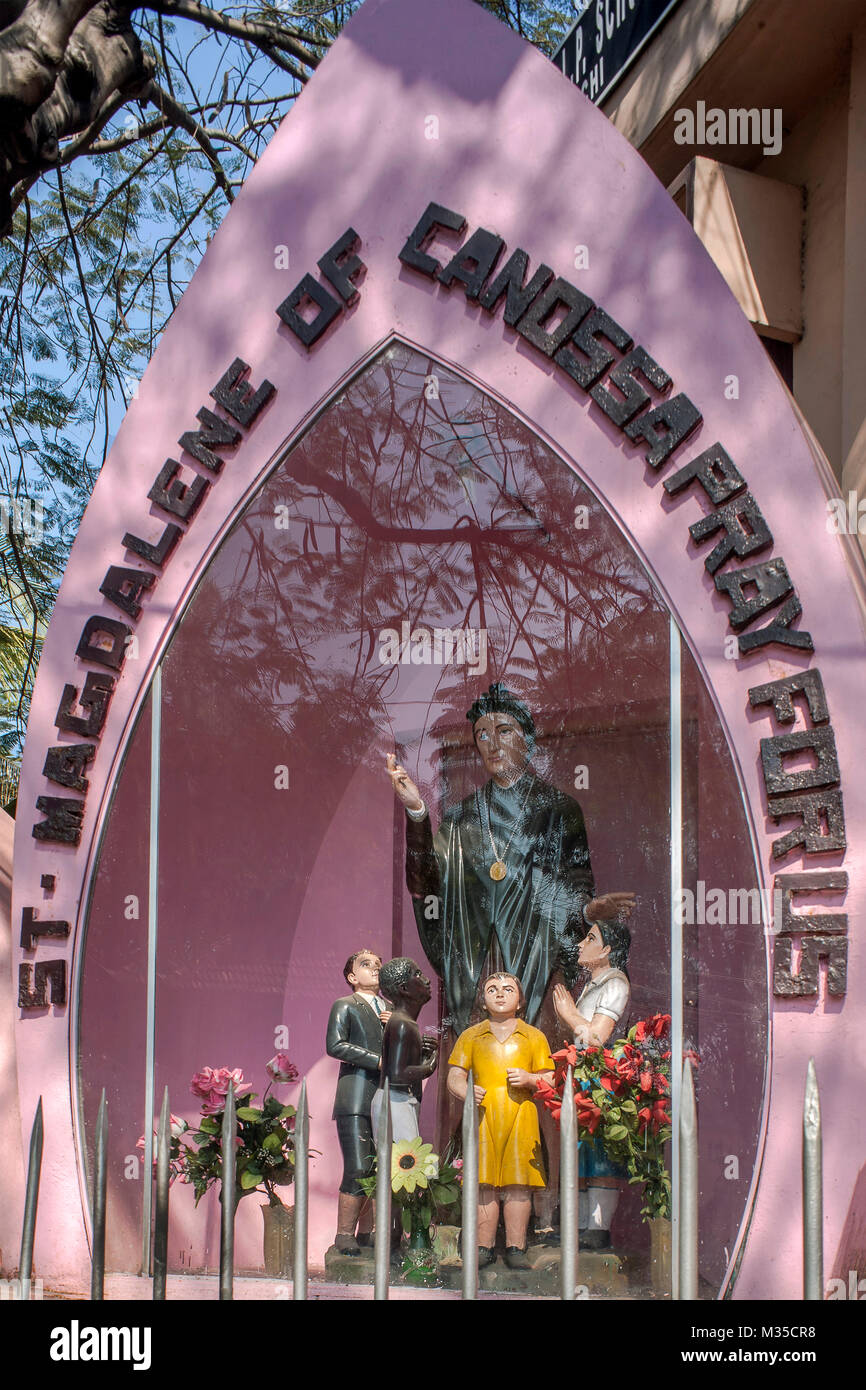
xmin=489 ymin=860 xmax=507 ymax=881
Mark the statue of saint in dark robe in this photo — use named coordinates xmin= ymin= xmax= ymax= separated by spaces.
xmin=386 ymin=683 xmax=635 ymax=1034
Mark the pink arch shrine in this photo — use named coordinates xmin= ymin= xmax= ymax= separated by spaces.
xmin=11 ymin=0 xmax=866 ymax=1297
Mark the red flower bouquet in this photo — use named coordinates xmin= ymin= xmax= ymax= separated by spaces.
xmin=539 ymin=1013 xmax=678 ymax=1221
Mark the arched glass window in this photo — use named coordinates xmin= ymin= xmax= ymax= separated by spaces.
xmin=78 ymin=344 xmax=767 ymax=1296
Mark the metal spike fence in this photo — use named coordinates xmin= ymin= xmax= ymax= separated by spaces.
xmin=803 ymin=1057 xmax=823 ymax=1300
xmin=18 ymin=1097 xmax=42 ymax=1303
xmin=293 ymin=1080 xmax=309 ymax=1300
xmin=90 ymin=1090 xmax=107 ymax=1301
xmin=219 ymin=1080 xmax=236 ymax=1301
xmin=153 ymin=1087 xmax=171 ymax=1301
xmin=560 ymin=1064 xmax=578 ymax=1299
xmin=373 ymin=1078 xmax=393 ymax=1301
xmin=13 ymin=1060 xmax=825 ymax=1301
xmin=461 ymin=1071 xmax=479 ymax=1300
xmin=679 ymin=1058 xmax=698 ymax=1300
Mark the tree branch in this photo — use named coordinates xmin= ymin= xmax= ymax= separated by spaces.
xmin=140 ymin=0 xmax=320 ymax=71
xmin=144 ymin=78 xmax=234 ymax=202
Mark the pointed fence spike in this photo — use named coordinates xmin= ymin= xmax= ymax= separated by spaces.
xmin=560 ymin=1064 xmax=577 ymax=1300
xmin=461 ymin=1068 xmax=479 ymax=1301
xmin=679 ymin=1057 xmax=698 ymax=1300
xmin=153 ymin=1086 xmax=171 ymax=1301
xmin=19 ymin=1097 xmax=44 ymax=1302
xmin=90 ymin=1090 xmax=108 ymax=1300
xmin=803 ymin=1058 xmax=823 ymax=1301
xmin=293 ymin=1079 xmax=309 ymax=1300
xmin=374 ymin=1077 xmax=393 ymax=1301
xmin=219 ymin=1081 xmax=236 ymax=1300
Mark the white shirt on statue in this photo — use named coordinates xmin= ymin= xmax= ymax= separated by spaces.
xmin=574 ymin=968 xmax=630 ymax=1028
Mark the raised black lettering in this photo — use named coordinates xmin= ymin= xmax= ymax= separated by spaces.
xmin=767 ymin=789 xmax=846 ymax=858
xmin=179 ymin=407 xmax=242 ymax=474
xmin=438 ymin=228 xmax=504 ymax=300
xmin=99 ymin=565 xmax=156 ymax=620
xmin=623 ymin=393 xmax=702 ymax=467
xmin=748 ymin=670 xmax=829 ymax=726
xmin=318 ymin=227 xmax=365 ymax=305
xmin=398 ymin=203 xmax=467 ymax=277
xmin=210 ymin=358 xmax=275 ymax=427
xmin=760 ymin=728 xmax=840 ymax=795
xmin=18 ymin=959 xmax=67 ymax=1008
xmin=20 ymin=907 xmax=71 ymax=951
xmin=42 ymin=743 xmax=96 ymax=794
xmin=479 ymin=248 xmax=553 ymax=325
xmin=148 ymin=460 xmax=209 ymax=522
xmin=75 ymin=616 xmax=131 ymax=671
xmin=774 ymin=936 xmax=847 ymax=996
xmin=774 ymin=871 xmax=848 ymax=936
xmin=516 ymin=277 xmax=593 ymax=357
xmin=688 ymin=494 xmax=773 ymax=574
xmin=123 ymin=522 xmax=183 ymax=569
xmin=663 ymin=442 xmax=747 ymax=503
xmin=55 ymin=672 xmax=115 ymax=738
xmin=590 ymin=346 xmax=671 ymax=428
xmin=554 ymin=307 xmax=632 ymax=390
xmin=32 ymin=796 xmax=85 ymax=846
xmin=276 ymin=273 xmax=342 ymax=347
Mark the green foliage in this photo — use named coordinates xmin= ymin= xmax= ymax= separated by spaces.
xmin=540 ymin=1013 xmax=676 ymax=1222
xmin=473 ymin=0 xmax=584 ymax=54
xmin=358 ymin=1152 xmax=462 ymax=1224
xmin=180 ymin=1091 xmax=298 ymax=1206
xmin=0 ymin=1 xmax=581 ymax=764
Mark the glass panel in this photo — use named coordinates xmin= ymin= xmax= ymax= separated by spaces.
xmin=78 ymin=695 xmax=151 ymax=1274
xmin=78 ymin=343 xmax=767 ymax=1294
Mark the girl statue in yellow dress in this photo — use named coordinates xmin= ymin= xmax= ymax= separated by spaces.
xmin=447 ymin=973 xmax=553 ymax=1270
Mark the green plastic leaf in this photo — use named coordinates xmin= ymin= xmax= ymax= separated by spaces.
xmin=240 ymin=1168 xmax=263 ymax=1190
xmin=263 ymin=1132 xmax=283 ymax=1153
xmin=236 ymin=1107 xmax=261 ymax=1122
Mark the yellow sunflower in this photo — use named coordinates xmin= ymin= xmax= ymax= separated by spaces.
xmin=390 ymin=1138 xmax=439 ymax=1194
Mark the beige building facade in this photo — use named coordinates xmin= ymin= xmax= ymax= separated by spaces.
xmin=592 ymin=0 xmax=866 ymax=512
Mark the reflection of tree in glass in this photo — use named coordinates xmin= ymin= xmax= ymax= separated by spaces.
xmin=186 ymin=343 xmax=667 ymax=746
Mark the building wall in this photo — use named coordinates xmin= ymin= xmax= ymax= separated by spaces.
xmin=755 ymin=70 xmax=849 ymax=474
xmin=601 ymin=0 xmax=866 ymax=488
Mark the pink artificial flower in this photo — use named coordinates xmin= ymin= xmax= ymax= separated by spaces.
xmin=191 ymin=1066 xmax=251 ymax=1113
xmin=190 ymin=1067 xmax=219 ymax=1101
xmin=266 ymin=1054 xmax=300 ymax=1084
xmin=136 ymin=1114 xmax=187 ymax=1149
xmin=209 ymin=1067 xmax=251 ymax=1098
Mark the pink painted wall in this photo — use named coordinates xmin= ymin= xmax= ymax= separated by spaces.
xmin=11 ymin=0 xmax=866 ymax=1296
xmin=0 ymin=807 xmax=25 ymax=1275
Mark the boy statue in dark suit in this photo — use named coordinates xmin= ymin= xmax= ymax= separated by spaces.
xmin=326 ymin=949 xmax=391 ymax=1254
